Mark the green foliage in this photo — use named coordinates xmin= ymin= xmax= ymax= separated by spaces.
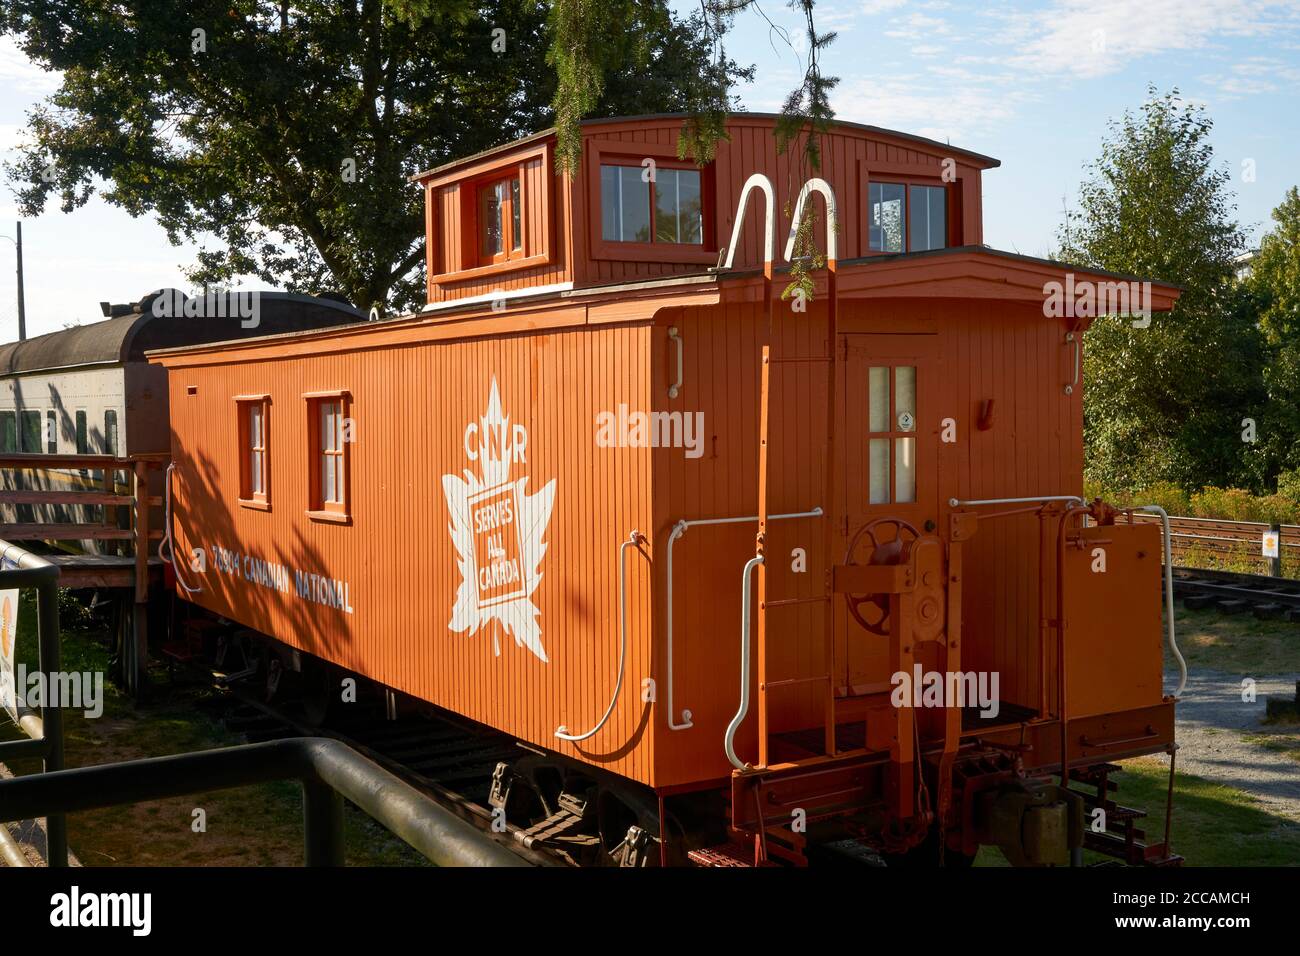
xmin=1242 ymin=186 xmax=1300 ymax=485
xmin=1 ymin=0 xmax=737 ymax=311
xmin=1249 ymin=186 xmax=1300 ymax=344
xmin=546 ymin=0 xmax=753 ymax=176
xmin=1056 ymin=88 xmax=1257 ymax=493
xmin=548 ymin=0 xmax=833 ymax=181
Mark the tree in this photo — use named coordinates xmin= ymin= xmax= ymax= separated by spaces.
xmin=1056 ymin=87 xmax=1260 ymax=493
xmin=1244 ymin=186 xmax=1300 ymax=487
xmin=1 ymin=0 xmax=749 ymax=312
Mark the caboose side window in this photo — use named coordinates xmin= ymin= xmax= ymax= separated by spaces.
xmin=75 ymin=409 xmax=89 ymax=477
xmin=74 ymin=410 xmax=88 ymax=453
xmin=477 ymin=175 xmax=523 ymax=264
xmin=601 ymin=163 xmax=702 ymax=245
xmin=103 ymin=409 xmax=118 ymax=457
xmin=869 ymin=183 xmax=906 ymax=253
xmin=20 ymin=411 xmax=41 ymax=453
xmin=0 ymin=411 xmax=15 ymax=453
xmin=305 ymin=391 xmax=350 ymax=523
xmin=868 ymin=182 xmax=948 ymax=253
xmin=236 ymin=396 xmax=270 ymax=508
xmin=866 ymin=365 xmax=917 ymax=506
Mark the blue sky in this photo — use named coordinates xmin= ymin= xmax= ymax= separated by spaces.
xmin=1 ymin=0 xmax=1298 ymax=339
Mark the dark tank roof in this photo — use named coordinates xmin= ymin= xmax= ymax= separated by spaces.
xmin=0 ymin=290 xmax=364 ymax=375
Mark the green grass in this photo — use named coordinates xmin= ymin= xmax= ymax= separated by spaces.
xmin=1 ymin=590 xmax=429 ymax=867
xmin=1171 ymin=605 xmax=1300 ymax=674
xmin=973 ymin=757 xmax=1300 ymax=867
xmin=1116 ymin=757 xmax=1300 ymax=866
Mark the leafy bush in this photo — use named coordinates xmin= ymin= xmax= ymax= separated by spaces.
xmin=1126 ymin=481 xmax=1191 ymax=516
xmin=1278 ymin=468 xmax=1300 ymax=504
xmin=1091 ymin=482 xmax=1300 ymax=524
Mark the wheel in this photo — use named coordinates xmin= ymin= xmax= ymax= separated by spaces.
xmin=842 ymin=517 xmax=920 ymax=635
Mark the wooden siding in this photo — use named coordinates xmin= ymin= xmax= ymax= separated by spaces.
xmin=421 ymin=116 xmax=992 ymax=304
xmin=163 ymin=317 xmax=659 ymax=784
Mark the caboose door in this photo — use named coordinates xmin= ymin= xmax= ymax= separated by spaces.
xmin=836 ymin=332 xmax=940 ymax=695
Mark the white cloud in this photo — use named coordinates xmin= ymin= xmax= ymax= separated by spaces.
xmin=1008 ymin=0 xmax=1300 ymax=80
xmin=1198 ymin=56 xmax=1300 ymax=98
xmin=0 ymin=36 xmax=60 ymax=95
xmin=831 ymin=75 xmax=1030 ymax=143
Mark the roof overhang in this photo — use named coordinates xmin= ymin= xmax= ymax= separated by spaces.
xmin=831 ymin=247 xmax=1182 ymax=316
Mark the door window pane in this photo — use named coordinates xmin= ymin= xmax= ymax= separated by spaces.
xmin=869 ymin=182 xmax=906 ymax=252
xmin=895 ymin=437 xmax=916 ymax=503
xmin=869 ymin=438 xmax=890 ymax=505
xmin=868 ymin=366 xmax=889 ymax=432
xmin=894 ymin=366 xmax=916 ymax=428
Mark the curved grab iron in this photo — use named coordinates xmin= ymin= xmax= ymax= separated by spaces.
xmin=720 ymin=173 xmax=776 ymax=270
xmin=783 ymin=177 xmax=839 ymax=264
xmin=724 ymin=553 xmax=765 ymax=770
xmin=555 ymin=530 xmax=646 ymax=742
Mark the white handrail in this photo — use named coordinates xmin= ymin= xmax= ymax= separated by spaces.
xmin=725 ymin=554 xmax=765 ymax=770
xmin=948 ymin=495 xmax=1085 ymax=508
xmin=555 ymin=530 xmax=645 ymax=742
xmin=1130 ymin=504 xmax=1188 ymax=697
xmin=160 ymin=462 xmax=203 ymax=595
xmin=783 ymin=177 xmax=838 ymax=264
xmin=720 ymin=173 xmax=776 ymax=270
xmin=665 ymin=507 xmax=823 ymax=730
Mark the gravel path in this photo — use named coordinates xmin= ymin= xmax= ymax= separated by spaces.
xmin=1170 ymin=669 xmax=1300 ymax=822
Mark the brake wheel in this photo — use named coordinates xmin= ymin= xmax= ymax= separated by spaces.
xmin=842 ymin=517 xmax=919 ymax=635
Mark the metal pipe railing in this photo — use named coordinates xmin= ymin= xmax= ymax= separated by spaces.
xmin=724 ymin=554 xmax=765 ymax=770
xmin=949 ymin=495 xmax=1085 ymax=508
xmin=0 ymin=820 xmax=30 ymax=867
xmin=555 ymin=530 xmax=645 ymax=742
xmin=0 ymin=541 xmax=66 ymax=867
xmin=0 ymin=737 xmax=529 ymax=867
xmin=1127 ymin=504 xmax=1188 ymax=697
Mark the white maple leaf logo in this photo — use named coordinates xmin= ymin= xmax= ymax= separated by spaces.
xmin=442 ymin=378 xmax=556 ymax=664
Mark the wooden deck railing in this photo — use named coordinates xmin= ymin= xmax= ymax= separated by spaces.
xmin=0 ymin=452 xmax=170 ymax=600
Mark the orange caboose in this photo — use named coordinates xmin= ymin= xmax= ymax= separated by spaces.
xmin=151 ymin=115 xmax=1185 ymax=866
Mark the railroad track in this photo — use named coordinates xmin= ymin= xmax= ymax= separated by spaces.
xmin=1131 ymin=513 xmax=1300 ymax=575
xmin=207 ymin=681 xmax=561 ymax=866
xmin=1171 ymin=566 xmax=1300 ymax=621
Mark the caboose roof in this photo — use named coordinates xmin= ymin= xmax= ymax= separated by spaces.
xmin=409 ymin=113 xmax=1001 ymax=183
xmin=0 ymin=291 xmax=363 ymax=375
xmin=147 ymin=246 xmax=1180 ymax=367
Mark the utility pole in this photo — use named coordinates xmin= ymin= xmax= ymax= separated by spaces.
xmin=1 ymin=221 xmax=26 ymax=341
xmin=16 ymin=221 xmax=26 ymax=341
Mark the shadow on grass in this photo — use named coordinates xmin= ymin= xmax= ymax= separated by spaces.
xmin=1 ymin=593 xmax=429 ymax=867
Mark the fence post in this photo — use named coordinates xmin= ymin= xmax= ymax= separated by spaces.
xmin=129 ymin=460 xmax=150 ymax=697
xmin=1269 ymin=523 xmax=1282 ymax=578
xmin=302 ymin=781 xmax=345 ymax=866
xmin=36 ymin=572 xmax=67 ymax=867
